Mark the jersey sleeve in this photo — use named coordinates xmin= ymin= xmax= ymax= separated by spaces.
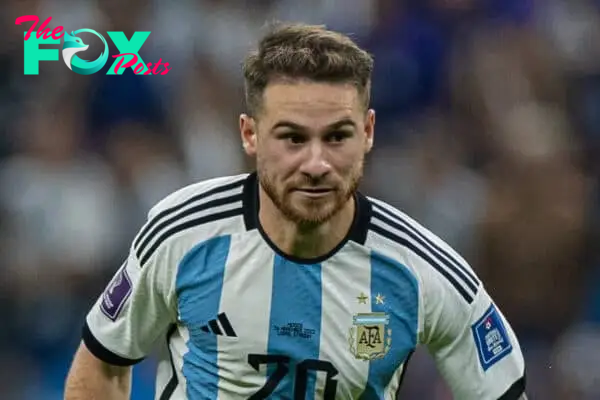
xmin=82 ymin=224 xmax=178 ymax=366
xmin=422 ymin=271 xmax=526 ymax=399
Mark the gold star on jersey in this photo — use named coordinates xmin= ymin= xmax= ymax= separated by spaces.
xmin=357 ymin=292 xmax=369 ymax=304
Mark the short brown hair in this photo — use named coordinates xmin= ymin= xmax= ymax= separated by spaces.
xmin=242 ymin=22 xmax=374 ymax=116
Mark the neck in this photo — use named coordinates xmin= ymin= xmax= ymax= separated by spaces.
xmin=258 ymin=188 xmax=356 ymax=261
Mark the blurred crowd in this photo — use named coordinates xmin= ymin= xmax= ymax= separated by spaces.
xmin=2 ymin=0 xmax=600 ymax=398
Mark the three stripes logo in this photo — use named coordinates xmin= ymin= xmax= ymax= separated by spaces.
xmin=201 ymin=313 xmax=238 ymax=337
xmin=133 ymin=177 xmax=246 ymax=268
xmin=368 ymin=197 xmax=481 ymax=304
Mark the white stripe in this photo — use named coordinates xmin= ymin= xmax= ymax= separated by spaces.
xmin=318 ymin=242 xmax=372 ymax=398
xmin=217 ymin=232 xmax=274 ymax=399
xmin=370 ymin=216 xmax=477 ymax=299
xmin=384 ymin=364 xmax=405 ymax=399
xmin=154 ymin=327 xmax=189 ymax=400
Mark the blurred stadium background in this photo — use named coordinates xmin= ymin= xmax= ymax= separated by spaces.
xmin=2 ymin=0 xmax=600 ymax=398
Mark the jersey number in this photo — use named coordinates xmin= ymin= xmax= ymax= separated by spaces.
xmin=247 ymin=354 xmax=338 ymax=399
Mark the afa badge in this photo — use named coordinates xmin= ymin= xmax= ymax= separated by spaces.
xmin=348 ymin=313 xmax=392 ymax=360
xmin=472 ymin=304 xmax=513 ymax=371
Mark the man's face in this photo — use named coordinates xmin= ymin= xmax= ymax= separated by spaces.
xmin=240 ymin=80 xmax=375 ymax=226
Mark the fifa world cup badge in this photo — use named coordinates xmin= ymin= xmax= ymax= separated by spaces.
xmin=100 ymin=266 xmax=133 ymax=321
xmin=348 ymin=313 xmax=392 ymax=360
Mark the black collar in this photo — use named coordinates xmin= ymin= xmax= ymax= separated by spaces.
xmin=242 ymin=172 xmax=372 ymax=264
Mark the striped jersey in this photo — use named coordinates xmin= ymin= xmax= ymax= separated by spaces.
xmin=83 ymin=172 xmax=526 ymax=400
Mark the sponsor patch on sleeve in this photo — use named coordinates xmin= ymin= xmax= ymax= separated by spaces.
xmin=471 ymin=303 xmax=513 ymax=371
xmin=100 ymin=266 xmax=133 ymax=321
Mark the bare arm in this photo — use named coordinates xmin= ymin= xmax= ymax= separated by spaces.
xmin=64 ymin=342 xmax=132 ymax=400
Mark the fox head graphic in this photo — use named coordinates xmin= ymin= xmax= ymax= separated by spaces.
xmin=62 ymin=31 xmax=89 ymax=70
xmin=60 ymin=29 xmax=109 ymax=75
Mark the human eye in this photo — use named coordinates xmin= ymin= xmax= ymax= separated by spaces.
xmin=277 ymin=132 xmax=306 ymax=145
xmin=325 ymin=130 xmax=353 ymax=143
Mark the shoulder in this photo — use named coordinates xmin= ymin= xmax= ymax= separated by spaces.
xmin=148 ymin=173 xmax=248 ymax=216
xmin=133 ymin=173 xmax=249 ymax=268
xmin=364 ymin=195 xmax=481 ymax=305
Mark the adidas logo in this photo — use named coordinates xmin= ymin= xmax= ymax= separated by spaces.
xmin=200 ymin=313 xmax=237 ymax=337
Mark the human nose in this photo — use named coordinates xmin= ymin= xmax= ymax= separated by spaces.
xmin=299 ymin=142 xmax=332 ymax=179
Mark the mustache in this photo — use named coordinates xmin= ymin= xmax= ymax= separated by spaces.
xmin=290 ymin=176 xmax=337 ymax=188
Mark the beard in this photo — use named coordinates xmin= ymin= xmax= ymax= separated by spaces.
xmin=257 ymin=159 xmax=363 ymax=227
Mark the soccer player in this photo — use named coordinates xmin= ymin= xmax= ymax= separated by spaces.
xmin=64 ymin=23 xmax=527 ymax=400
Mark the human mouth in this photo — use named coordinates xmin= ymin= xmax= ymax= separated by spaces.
xmin=293 ymin=188 xmax=334 ymax=198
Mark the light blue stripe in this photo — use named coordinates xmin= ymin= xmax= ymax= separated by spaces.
xmin=176 ymin=235 xmax=231 ymax=400
xmin=267 ymin=255 xmax=322 ymax=399
xmin=360 ymin=250 xmax=419 ymax=399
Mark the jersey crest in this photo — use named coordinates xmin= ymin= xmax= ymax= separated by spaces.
xmin=348 ymin=312 xmax=392 ymax=360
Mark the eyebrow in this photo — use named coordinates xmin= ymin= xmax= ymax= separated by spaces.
xmin=271 ymin=118 xmax=356 ymax=132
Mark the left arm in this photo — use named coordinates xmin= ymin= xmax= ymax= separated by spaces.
xmin=419 ymin=259 xmax=527 ymax=399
